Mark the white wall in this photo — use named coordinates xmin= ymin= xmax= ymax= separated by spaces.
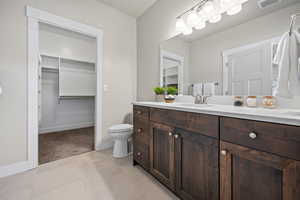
xmin=0 ymin=0 xmax=136 ymax=167
xmin=137 ymin=0 xmax=201 ymax=101
xmin=137 ymin=0 xmax=300 ymax=100
xmin=39 ymin=23 xmax=96 ymax=134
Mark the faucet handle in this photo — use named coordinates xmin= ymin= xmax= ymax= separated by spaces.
xmin=203 ymin=95 xmax=211 ymax=104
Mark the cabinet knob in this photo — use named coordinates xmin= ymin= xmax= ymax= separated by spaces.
xmin=221 ymin=150 xmax=227 ymax=156
xmin=137 ymin=152 xmax=141 ymax=156
xmin=137 ymin=128 xmax=143 ymax=133
xmin=249 ymin=132 xmax=257 ymax=139
xmin=174 ymin=134 xmax=179 ymax=139
xmin=169 ymin=132 xmax=173 ymax=136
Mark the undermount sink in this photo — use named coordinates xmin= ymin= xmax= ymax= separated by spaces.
xmin=176 ymin=103 xmax=214 ymax=108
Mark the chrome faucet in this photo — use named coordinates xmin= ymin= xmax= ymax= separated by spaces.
xmin=194 ymin=95 xmax=210 ymax=104
xmin=193 ymin=83 xmax=211 ymax=104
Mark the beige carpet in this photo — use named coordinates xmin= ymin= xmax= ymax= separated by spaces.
xmin=39 ymin=127 xmax=94 ymax=164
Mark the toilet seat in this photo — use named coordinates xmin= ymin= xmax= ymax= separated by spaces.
xmin=108 ymin=124 xmax=133 ymax=133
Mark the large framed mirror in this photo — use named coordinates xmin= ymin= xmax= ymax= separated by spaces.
xmin=159 ymin=0 xmax=300 ymax=96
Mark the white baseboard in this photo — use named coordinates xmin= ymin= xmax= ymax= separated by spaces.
xmin=0 ymin=161 xmax=33 ymax=178
xmin=39 ymin=122 xmax=94 ymax=134
xmin=96 ymin=137 xmax=113 ymax=151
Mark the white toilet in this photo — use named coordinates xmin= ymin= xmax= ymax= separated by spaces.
xmin=108 ymin=124 xmax=133 ymax=158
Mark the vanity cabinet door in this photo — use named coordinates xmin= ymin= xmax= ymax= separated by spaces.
xmin=150 ymin=122 xmax=175 ymax=191
xmin=220 ymin=141 xmax=300 ymax=200
xmin=174 ymin=128 xmax=219 ymax=200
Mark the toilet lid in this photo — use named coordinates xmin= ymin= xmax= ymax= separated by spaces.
xmin=108 ymin=124 xmax=133 ymax=133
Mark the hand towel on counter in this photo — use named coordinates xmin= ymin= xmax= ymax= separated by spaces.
xmin=273 ymin=31 xmax=300 ymax=98
xmin=193 ymin=83 xmax=203 ymax=96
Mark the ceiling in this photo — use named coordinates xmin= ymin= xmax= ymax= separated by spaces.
xmin=180 ymin=0 xmax=299 ymax=42
xmin=96 ymin=0 xmax=158 ymax=17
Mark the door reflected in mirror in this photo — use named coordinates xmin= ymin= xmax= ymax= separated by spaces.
xmin=160 ymin=50 xmax=183 ymax=92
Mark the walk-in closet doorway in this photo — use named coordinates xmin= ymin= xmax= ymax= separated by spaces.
xmin=27 ymin=6 xmax=103 ymax=168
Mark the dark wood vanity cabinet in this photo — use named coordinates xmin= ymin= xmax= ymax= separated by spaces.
xmin=134 ymin=106 xmax=219 ymax=199
xmin=175 ymin=128 xmax=219 ymax=200
xmin=220 ymin=141 xmax=300 ymax=200
xmin=149 ymin=122 xmax=175 ymax=191
xmin=133 ymin=106 xmax=150 ymax=170
xmin=149 ymin=123 xmax=219 ymax=199
xmin=220 ymin=117 xmax=300 ymax=200
xmin=133 ymin=105 xmax=300 ymax=200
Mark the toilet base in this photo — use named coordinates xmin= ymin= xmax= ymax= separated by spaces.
xmin=113 ymin=139 xmax=129 ymax=158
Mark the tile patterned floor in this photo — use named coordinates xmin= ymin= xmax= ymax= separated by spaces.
xmin=39 ymin=127 xmax=94 ymax=164
xmin=0 ymin=149 xmax=179 ymax=200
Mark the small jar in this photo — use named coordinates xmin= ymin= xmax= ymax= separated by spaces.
xmin=234 ymin=96 xmax=244 ymax=107
xmin=262 ymin=96 xmax=277 ymax=109
xmin=246 ymin=96 xmax=257 ymax=107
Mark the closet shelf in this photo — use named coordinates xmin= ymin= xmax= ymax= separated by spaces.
xmin=40 ymin=53 xmax=96 ymax=65
xmin=40 ymin=52 xmax=97 ymax=97
xmin=163 ymin=73 xmax=178 ymax=77
xmin=42 ymin=65 xmax=59 ymax=70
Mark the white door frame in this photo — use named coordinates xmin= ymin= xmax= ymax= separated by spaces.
xmin=222 ymin=37 xmax=280 ymax=95
xmin=26 ymin=6 xmax=103 ymax=169
xmin=160 ymin=49 xmax=184 ymax=94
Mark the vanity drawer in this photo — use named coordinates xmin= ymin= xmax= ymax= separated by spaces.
xmin=133 ymin=117 xmax=150 ymax=145
xmin=133 ymin=142 xmax=149 ymax=170
xmin=133 ymin=106 xmax=149 ymax=121
xmin=150 ymin=108 xmax=219 ymax=138
xmin=150 ymin=108 xmax=188 ymax=127
xmin=220 ymin=117 xmax=300 ymax=161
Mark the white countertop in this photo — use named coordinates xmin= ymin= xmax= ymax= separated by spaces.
xmin=133 ymin=102 xmax=300 ymax=126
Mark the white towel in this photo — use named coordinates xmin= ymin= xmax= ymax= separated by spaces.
xmin=193 ymin=83 xmax=203 ymax=96
xmin=273 ymin=31 xmax=300 ymax=98
xmin=203 ymin=82 xmax=216 ymax=96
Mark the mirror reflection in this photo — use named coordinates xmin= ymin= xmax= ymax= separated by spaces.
xmin=160 ymin=0 xmax=300 ymax=96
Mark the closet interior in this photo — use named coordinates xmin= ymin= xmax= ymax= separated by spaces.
xmin=38 ymin=23 xmax=97 ymax=164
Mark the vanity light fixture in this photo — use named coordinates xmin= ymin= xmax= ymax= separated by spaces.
xmin=209 ymin=12 xmax=222 ymax=23
xmin=176 ymin=0 xmax=248 ymax=35
xmin=195 ymin=21 xmax=206 ymax=30
xmin=183 ymin=26 xmax=193 ymax=35
xmin=186 ymin=10 xmax=201 ymax=27
xmin=175 ymin=18 xmax=187 ymax=33
xmin=227 ymin=4 xmax=242 ymax=15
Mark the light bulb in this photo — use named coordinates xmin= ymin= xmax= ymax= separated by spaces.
xmin=221 ymin=0 xmax=232 ymax=9
xmin=209 ymin=10 xmax=222 ymax=23
xmin=183 ymin=27 xmax=193 ymax=35
xmin=195 ymin=21 xmax=206 ymax=30
xmin=221 ymin=0 xmax=232 ymax=4
xmin=176 ymin=18 xmax=186 ymax=32
xmin=186 ymin=11 xmax=200 ymax=27
xmin=198 ymin=9 xmax=208 ymax=21
xmin=203 ymin=1 xmax=214 ymax=13
xmin=227 ymin=3 xmax=242 ymax=15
